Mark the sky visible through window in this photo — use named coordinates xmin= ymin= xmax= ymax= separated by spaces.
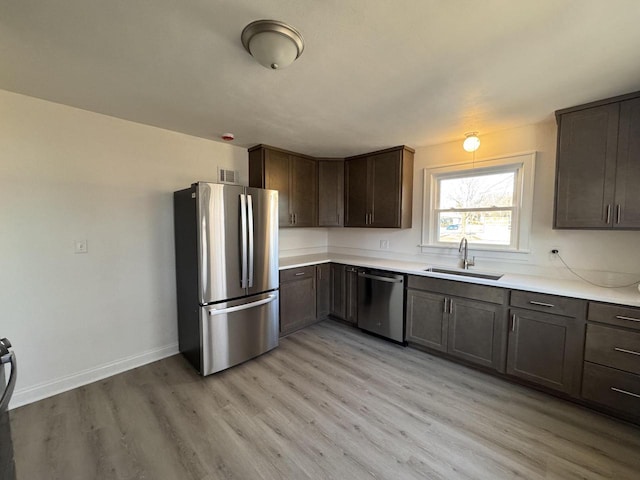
xmin=437 ymin=171 xmax=516 ymax=245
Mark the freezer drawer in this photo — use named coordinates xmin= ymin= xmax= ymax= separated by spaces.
xmin=200 ymin=292 xmax=279 ymax=375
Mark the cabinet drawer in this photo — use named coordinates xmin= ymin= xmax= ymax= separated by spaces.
xmin=510 ymin=290 xmax=586 ymax=318
xmin=408 ymin=275 xmax=507 ymax=305
xmin=280 ymin=266 xmax=316 ymax=283
xmin=585 ymin=324 xmax=640 ymax=375
xmin=582 ymin=362 xmax=640 ymax=419
xmin=588 ymin=302 xmax=640 ymax=331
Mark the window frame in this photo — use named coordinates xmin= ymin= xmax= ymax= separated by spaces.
xmin=421 ymin=151 xmax=536 ymax=254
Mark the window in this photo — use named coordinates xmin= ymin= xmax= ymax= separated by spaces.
xmin=422 ymin=152 xmax=535 ymax=253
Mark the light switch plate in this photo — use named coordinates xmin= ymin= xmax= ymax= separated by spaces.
xmin=74 ymin=239 xmax=88 ymax=254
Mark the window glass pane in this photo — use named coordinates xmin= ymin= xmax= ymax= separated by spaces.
xmin=439 ymin=172 xmax=515 ymax=209
xmin=438 ymin=210 xmax=512 ymax=245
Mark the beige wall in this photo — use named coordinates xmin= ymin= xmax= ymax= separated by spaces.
xmin=0 ymin=90 xmax=248 ymax=407
xmin=328 ymin=121 xmax=640 ymax=281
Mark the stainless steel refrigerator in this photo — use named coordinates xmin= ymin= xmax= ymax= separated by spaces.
xmin=174 ymin=182 xmax=279 ymax=375
xmin=1 ymin=337 xmax=17 ymax=479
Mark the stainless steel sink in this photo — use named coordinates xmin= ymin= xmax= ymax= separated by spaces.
xmin=424 ymin=267 xmax=503 ymax=281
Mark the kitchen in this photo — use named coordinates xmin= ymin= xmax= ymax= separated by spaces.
xmin=2 ymin=1 xmax=640 ymax=479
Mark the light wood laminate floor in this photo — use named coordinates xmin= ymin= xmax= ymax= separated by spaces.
xmin=10 ymin=320 xmax=640 ymax=479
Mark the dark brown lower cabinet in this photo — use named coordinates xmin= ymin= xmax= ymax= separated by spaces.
xmin=316 ymin=264 xmax=331 ymax=319
xmin=448 ymin=297 xmax=506 ymax=370
xmin=506 ymin=308 xmax=585 ymax=397
xmin=406 ymin=290 xmax=447 ymax=352
xmin=345 ymin=266 xmax=358 ymax=324
xmin=330 ymin=264 xmax=346 ymax=319
xmin=279 ymin=266 xmax=316 ymax=336
xmin=405 ymin=276 xmax=508 ymax=372
xmin=328 ymin=264 xmax=358 ymax=324
xmin=581 ymin=301 xmax=640 ymax=421
xmin=582 ymin=362 xmax=640 ymax=421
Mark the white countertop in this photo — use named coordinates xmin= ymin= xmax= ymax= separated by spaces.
xmin=279 ymin=253 xmax=640 ymax=308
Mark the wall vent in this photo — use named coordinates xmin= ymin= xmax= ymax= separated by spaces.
xmin=218 ymin=168 xmax=240 ymax=184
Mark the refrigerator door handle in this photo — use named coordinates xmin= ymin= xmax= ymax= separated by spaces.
xmin=240 ymin=193 xmax=248 ymax=289
xmin=0 ymin=349 xmax=17 ymax=412
xmin=247 ymin=194 xmax=254 ymax=288
xmin=208 ymin=294 xmax=277 ymax=316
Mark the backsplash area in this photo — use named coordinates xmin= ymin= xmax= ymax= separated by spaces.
xmin=282 ymin=121 xmax=640 ymax=287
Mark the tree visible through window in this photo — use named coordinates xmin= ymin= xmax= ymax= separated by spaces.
xmin=422 ymin=152 xmax=536 ymax=253
xmin=436 ymin=169 xmax=517 ymax=246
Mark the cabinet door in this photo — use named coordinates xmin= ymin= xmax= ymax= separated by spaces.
xmin=405 ymin=289 xmax=448 ymax=352
xmin=345 ymin=157 xmax=369 ymax=227
xmin=330 ymin=264 xmax=346 ymax=319
xmin=555 ymin=104 xmax=619 ymax=228
xmin=316 ymin=264 xmax=331 ymax=319
xmin=614 ymin=97 xmax=640 ymax=228
xmin=506 ymin=308 xmax=585 ymax=396
xmin=280 ymin=276 xmax=316 ymax=336
xmin=369 ymin=151 xmax=402 ymax=227
xmin=318 ymin=160 xmax=344 ymax=226
xmin=345 ymin=267 xmax=358 ymax=324
xmin=448 ymin=297 xmax=506 ymax=371
xmin=290 ymin=155 xmax=317 ymax=227
xmin=264 ymin=149 xmax=292 ymax=226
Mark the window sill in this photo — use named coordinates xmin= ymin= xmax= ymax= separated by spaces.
xmin=418 ymin=244 xmax=531 ymax=262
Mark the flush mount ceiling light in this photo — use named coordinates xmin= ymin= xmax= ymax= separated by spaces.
xmin=241 ymin=19 xmax=304 ymax=70
xmin=463 ymin=132 xmax=480 ymax=152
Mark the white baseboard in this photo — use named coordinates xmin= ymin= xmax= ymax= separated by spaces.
xmin=9 ymin=342 xmax=179 ymax=410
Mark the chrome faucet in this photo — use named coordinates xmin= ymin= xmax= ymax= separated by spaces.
xmin=459 ymin=237 xmax=475 ymax=269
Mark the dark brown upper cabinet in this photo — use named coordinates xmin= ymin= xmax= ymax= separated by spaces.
xmin=249 ymin=145 xmax=317 ymax=228
xmin=317 ymin=159 xmax=344 ymax=227
xmin=345 ymin=146 xmax=414 ymax=228
xmin=554 ymin=91 xmax=640 ymax=229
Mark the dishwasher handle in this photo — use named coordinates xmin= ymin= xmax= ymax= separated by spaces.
xmin=357 ymin=272 xmax=404 ymax=283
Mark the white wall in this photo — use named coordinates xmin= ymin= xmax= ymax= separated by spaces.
xmin=279 ymin=228 xmax=329 ymax=257
xmin=0 ymin=90 xmax=248 ymax=408
xmin=329 ymin=121 xmax=640 ymax=282
xmin=4 ymin=89 xmax=638 ymax=408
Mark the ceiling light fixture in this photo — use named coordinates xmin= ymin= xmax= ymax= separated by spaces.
xmin=463 ymin=132 xmax=480 ymax=152
xmin=241 ymin=19 xmax=304 ymax=70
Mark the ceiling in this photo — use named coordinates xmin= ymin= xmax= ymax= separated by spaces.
xmin=2 ymin=0 xmax=640 ymax=157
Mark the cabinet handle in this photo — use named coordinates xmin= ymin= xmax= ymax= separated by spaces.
xmin=443 ymin=298 xmax=448 ymax=314
xmin=529 ymin=301 xmax=555 ymax=308
xmin=511 ymin=314 xmax=517 ymax=332
xmin=294 ymin=213 xmax=297 ymax=225
xmin=616 ymin=204 xmax=621 ymax=224
xmin=614 ymin=347 xmax=640 ymax=357
xmin=615 ymin=315 xmax=640 ymax=323
xmin=611 ymin=387 xmax=640 ymax=399
xmin=606 ymin=204 xmax=611 ymax=224
xmin=295 ymin=272 xmax=305 ymax=276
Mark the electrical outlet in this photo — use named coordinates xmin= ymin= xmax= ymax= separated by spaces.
xmin=74 ymin=239 xmax=88 ymax=254
xmin=380 ymin=239 xmax=389 ymax=250
xmin=548 ymin=247 xmax=559 ymax=261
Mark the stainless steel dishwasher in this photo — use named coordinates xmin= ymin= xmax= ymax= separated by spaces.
xmin=357 ymin=269 xmax=405 ymax=343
